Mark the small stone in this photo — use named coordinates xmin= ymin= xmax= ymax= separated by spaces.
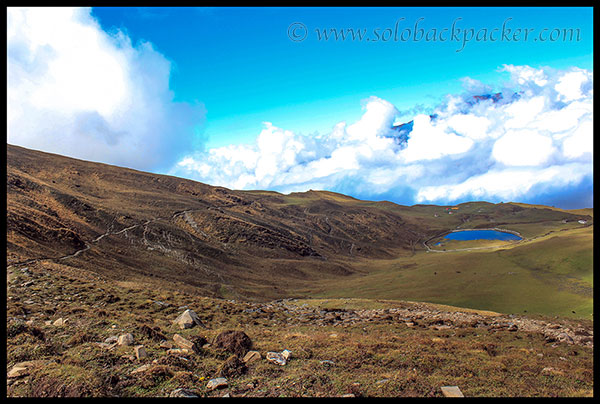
xmin=341 ymin=394 xmax=355 ymax=398
xmin=117 ymin=333 xmax=134 ymax=346
xmin=281 ymin=350 xmax=292 ymax=360
xmin=159 ymin=341 xmax=174 ymax=349
xmin=320 ymin=360 xmax=335 ymax=366
xmin=266 ymin=352 xmax=287 ymax=366
xmin=167 ymin=348 xmax=191 ymax=355
xmin=53 ymin=318 xmax=66 ymax=326
xmin=207 ymin=377 xmax=228 ymax=390
xmin=7 ymin=366 xmax=29 ymax=379
xmin=243 ymin=350 xmax=262 ymax=364
xmin=8 ymin=360 xmax=46 ymax=378
xmin=135 ymin=345 xmax=148 ymax=360
xmin=169 ymin=388 xmax=198 ymax=398
xmin=542 ymin=367 xmax=564 ymax=376
xmin=104 ymin=336 xmax=118 ymax=344
xmin=441 ymin=386 xmax=464 ymax=397
xmin=130 ymin=364 xmax=151 ymax=375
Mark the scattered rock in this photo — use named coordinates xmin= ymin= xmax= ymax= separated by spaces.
xmin=173 ymin=309 xmax=204 ymax=329
xmin=96 ymin=342 xmax=117 ymax=350
xmin=7 ymin=361 xmax=44 ymax=379
xmin=7 ymin=365 xmax=30 ymax=379
xmin=130 ymin=364 xmax=151 ymax=375
xmin=542 ymin=367 xmax=564 ymax=376
xmin=167 ymin=348 xmax=191 ymax=355
xmin=266 ymin=351 xmax=289 ymax=366
xmin=160 ymin=341 xmax=174 ymax=349
xmin=52 ymin=318 xmax=66 ymax=326
xmin=173 ymin=334 xmax=200 ymax=353
xmin=214 ymin=330 xmax=253 ymax=356
xmin=135 ymin=345 xmax=148 ymax=360
xmin=242 ymin=350 xmax=262 ymax=364
xmin=117 ymin=333 xmax=134 ymax=346
xmin=557 ymin=333 xmax=574 ymax=344
xmin=170 ymin=388 xmax=198 ymax=398
xmin=104 ymin=336 xmax=118 ymax=344
xmin=441 ymin=386 xmax=464 ymax=397
xmin=207 ymin=377 xmax=228 ymax=390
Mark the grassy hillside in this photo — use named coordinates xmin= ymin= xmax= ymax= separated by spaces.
xmin=6 ymin=261 xmax=593 ymax=397
xmin=307 ymin=226 xmax=593 ymax=319
xmin=6 ymin=144 xmax=593 ymax=319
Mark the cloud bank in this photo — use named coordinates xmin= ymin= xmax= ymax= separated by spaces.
xmin=174 ymin=65 xmax=593 ymax=208
xmin=7 ymin=7 xmax=205 ymax=171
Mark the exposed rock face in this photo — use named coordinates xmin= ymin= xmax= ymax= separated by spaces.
xmin=214 ymin=330 xmax=252 ymax=356
xmin=173 ymin=309 xmax=204 ymax=329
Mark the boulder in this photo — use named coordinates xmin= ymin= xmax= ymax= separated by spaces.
xmin=173 ymin=309 xmax=204 ymax=329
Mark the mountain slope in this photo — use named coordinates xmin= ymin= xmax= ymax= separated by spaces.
xmin=6 ymin=144 xmax=593 ymax=308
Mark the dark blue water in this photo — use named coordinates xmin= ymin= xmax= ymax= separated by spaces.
xmin=443 ymin=229 xmax=522 ymax=241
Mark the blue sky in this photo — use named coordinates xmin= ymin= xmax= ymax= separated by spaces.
xmin=91 ymin=7 xmax=592 ymax=147
xmin=7 ymin=7 xmax=593 ymax=208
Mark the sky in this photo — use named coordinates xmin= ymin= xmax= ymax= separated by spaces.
xmin=7 ymin=7 xmax=594 ymax=208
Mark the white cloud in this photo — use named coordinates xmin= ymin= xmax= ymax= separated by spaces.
xmin=172 ymin=65 xmax=592 ymax=208
xmin=492 ymin=130 xmax=555 ymax=166
xmin=7 ymin=7 xmax=205 ymax=171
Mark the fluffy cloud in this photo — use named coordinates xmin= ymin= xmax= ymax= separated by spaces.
xmin=173 ymin=65 xmax=592 ymax=208
xmin=7 ymin=7 xmax=205 ymax=171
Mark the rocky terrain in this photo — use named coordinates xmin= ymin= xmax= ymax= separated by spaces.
xmin=6 ymin=259 xmax=594 ymax=397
